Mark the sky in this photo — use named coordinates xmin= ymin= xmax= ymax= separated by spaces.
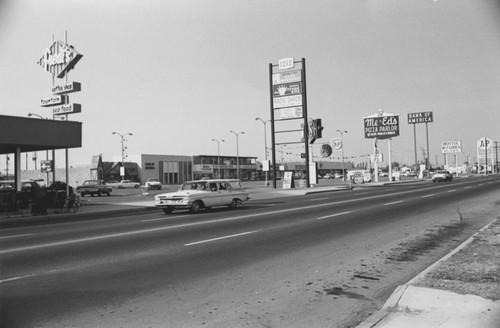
xmin=1 ymin=0 xmax=499 ymax=172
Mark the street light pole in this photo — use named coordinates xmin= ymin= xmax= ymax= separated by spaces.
xmin=211 ymin=139 xmax=224 ymax=178
xmin=337 ymin=129 xmax=348 ymax=181
xmin=229 ymin=130 xmax=245 ymax=179
xmin=255 ymin=117 xmax=269 ymax=186
xmin=112 ymin=132 xmax=133 ymax=180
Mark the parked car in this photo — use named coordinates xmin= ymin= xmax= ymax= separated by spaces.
xmin=432 ymin=170 xmax=453 ymax=182
xmin=323 ymin=173 xmax=334 ymax=179
xmin=114 ymin=180 xmax=140 ymax=189
xmin=145 ymin=178 xmax=162 ymax=190
xmin=76 ymin=180 xmax=112 ymax=197
xmin=154 ymin=179 xmax=250 ymax=214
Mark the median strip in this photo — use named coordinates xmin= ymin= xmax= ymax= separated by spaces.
xmin=184 ymin=231 xmax=259 ymax=247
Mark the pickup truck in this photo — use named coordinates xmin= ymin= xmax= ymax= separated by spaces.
xmin=76 ymin=180 xmax=112 ymax=197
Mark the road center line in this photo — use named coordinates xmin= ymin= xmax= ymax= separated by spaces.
xmin=421 ymin=194 xmax=435 ymax=198
xmin=310 ymin=197 xmax=330 ymax=201
xmin=316 ymin=211 xmax=352 ymax=220
xmin=448 ymin=189 xmax=457 ymax=192
xmin=0 ymin=274 xmax=34 ymax=283
xmin=141 ymin=215 xmax=186 ymax=222
xmin=384 ymin=200 xmax=404 ymax=206
xmin=464 ymin=186 xmax=472 ymax=189
xmin=184 ymin=231 xmax=259 ymax=247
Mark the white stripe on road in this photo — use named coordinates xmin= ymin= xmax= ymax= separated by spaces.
xmin=141 ymin=215 xmax=186 ymax=222
xmin=421 ymin=194 xmax=435 ymax=198
xmin=384 ymin=200 xmax=404 ymax=206
xmin=0 ymin=233 xmax=33 ymax=240
xmin=0 ymin=274 xmax=34 ymax=283
xmin=316 ymin=211 xmax=352 ymax=220
xmin=448 ymin=189 xmax=457 ymax=192
xmin=309 ymin=197 xmax=330 ymax=201
xmin=184 ymin=231 xmax=259 ymax=247
xmin=464 ymin=186 xmax=472 ymax=189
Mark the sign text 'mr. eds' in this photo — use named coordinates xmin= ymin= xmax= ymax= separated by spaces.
xmin=364 ymin=115 xmax=400 ymax=139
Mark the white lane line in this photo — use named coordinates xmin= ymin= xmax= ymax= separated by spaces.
xmin=316 ymin=211 xmax=352 ymax=220
xmin=384 ymin=200 xmax=404 ymax=206
xmin=310 ymin=197 xmax=330 ymax=201
xmin=184 ymin=231 xmax=259 ymax=247
xmin=448 ymin=189 xmax=457 ymax=192
xmin=141 ymin=215 xmax=186 ymax=222
xmin=464 ymin=186 xmax=472 ymax=189
xmin=0 ymin=233 xmax=33 ymax=240
xmin=421 ymin=194 xmax=435 ymax=198
xmin=0 ymin=274 xmax=34 ymax=283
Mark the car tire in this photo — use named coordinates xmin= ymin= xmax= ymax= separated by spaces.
xmin=190 ymin=200 xmax=204 ymax=213
xmin=162 ymin=207 xmax=173 ymax=214
xmin=228 ymin=199 xmax=239 ymax=209
xmin=134 ymin=185 xmax=139 ymax=188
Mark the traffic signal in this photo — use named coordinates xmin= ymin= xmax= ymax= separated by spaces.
xmin=309 ymin=119 xmax=324 ymax=144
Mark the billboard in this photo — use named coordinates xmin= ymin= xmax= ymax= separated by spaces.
xmin=441 ymin=141 xmax=462 ymax=154
xmin=408 ymin=111 xmax=433 ymax=124
xmin=364 ymin=115 xmax=400 ymax=139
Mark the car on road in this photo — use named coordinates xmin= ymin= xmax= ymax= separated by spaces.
xmin=145 ymin=178 xmax=162 ymax=190
xmin=76 ymin=180 xmax=112 ymax=197
xmin=114 ymin=180 xmax=141 ymax=189
xmin=154 ymin=179 xmax=250 ymax=214
xmin=323 ymin=173 xmax=334 ymax=179
xmin=432 ymin=170 xmax=453 ymax=182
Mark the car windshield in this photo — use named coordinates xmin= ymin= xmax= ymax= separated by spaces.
xmin=180 ymin=182 xmax=208 ymax=191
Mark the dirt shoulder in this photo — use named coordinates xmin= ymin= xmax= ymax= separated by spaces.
xmin=413 ymin=218 xmax=500 ymax=300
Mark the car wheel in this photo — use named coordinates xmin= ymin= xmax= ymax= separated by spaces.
xmin=162 ymin=207 xmax=173 ymax=214
xmin=190 ymin=200 xmax=204 ymax=213
xmin=228 ymin=199 xmax=239 ymax=209
xmin=134 ymin=185 xmax=139 ymax=188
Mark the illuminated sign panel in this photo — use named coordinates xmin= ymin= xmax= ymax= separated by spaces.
xmin=37 ymin=41 xmax=83 ymax=78
xmin=364 ymin=115 xmax=400 ymax=139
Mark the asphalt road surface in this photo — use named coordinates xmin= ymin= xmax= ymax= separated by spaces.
xmin=1 ymin=175 xmax=499 ymax=328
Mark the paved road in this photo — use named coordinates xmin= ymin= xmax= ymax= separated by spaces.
xmin=1 ymin=176 xmax=499 ymax=328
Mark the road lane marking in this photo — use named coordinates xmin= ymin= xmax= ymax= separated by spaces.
xmin=448 ymin=189 xmax=457 ymax=192
xmin=141 ymin=215 xmax=186 ymax=222
xmin=464 ymin=186 xmax=472 ymax=189
xmin=0 ymin=274 xmax=34 ymax=283
xmin=0 ymin=233 xmax=33 ymax=240
xmin=384 ymin=200 xmax=404 ymax=206
xmin=309 ymin=197 xmax=330 ymax=201
xmin=422 ymin=194 xmax=435 ymax=198
xmin=184 ymin=231 xmax=259 ymax=247
xmin=316 ymin=211 xmax=352 ymax=220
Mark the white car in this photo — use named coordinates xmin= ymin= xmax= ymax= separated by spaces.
xmin=154 ymin=179 xmax=250 ymax=214
xmin=116 ymin=180 xmax=140 ymax=189
xmin=145 ymin=178 xmax=162 ymax=190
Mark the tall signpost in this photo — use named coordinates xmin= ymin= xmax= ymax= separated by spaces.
xmin=364 ymin=109 xmax=400 ymax=182
xmin=37 ymin=32 xmax=82 ymax=195
xmin=477 ymin=137 xmax=492 ymax=174
xmin=270 ymin=58 xmax=312 ymax=188
xmin=408 ymin=111 xmax=433 ymax=175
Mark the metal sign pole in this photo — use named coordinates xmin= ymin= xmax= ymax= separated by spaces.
xmin=301 ymin=58 xmax=310 ymax=188
xmin=268 ymin=63 xmax=277 ymax=189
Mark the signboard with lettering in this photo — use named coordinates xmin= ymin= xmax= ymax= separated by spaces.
xmin=364 ymin=115 xmax=400 ymax=139
xmin=278 ymin=57 xmax=294 ymax=70
xmin=408 ymin=111 xmax=433 ymax=124
xmin=37 ymin=41 xmax=83 ymax=79
xmin=370 ymin=153 xmax=383 ymax=163
xmin=273 ymin=82 xmax=302 ymax=97
xmin=52 ymin=82 xmax=81 ymax=95
xmin=276 ymin=106 xmax=303 ymax=120
xmin=273 ymin=94 xmax=303 ymax=109
xmin=40 ymin=94 xmax=68 ymax=107
xmin=52 ymin=103 xmax=82 ymax=115
xmin=441 ymin=141 xmax=462 ymax=153
xmin=272 ymin=70 xmax=301 ymax=85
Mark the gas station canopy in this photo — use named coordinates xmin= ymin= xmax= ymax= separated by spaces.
xmin=0 ymin=115 xmax=82 ymax=154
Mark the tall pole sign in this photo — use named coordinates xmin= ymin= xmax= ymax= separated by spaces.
xmin=407 ymin=111 xmax=433 ymax=174
xmin=269 ymin=58 xmax=309 ymax=188
xmin=364 ymin=109 xmax=400 ymax=182
xmin=37 ymin=31 xmax=83 ymax=191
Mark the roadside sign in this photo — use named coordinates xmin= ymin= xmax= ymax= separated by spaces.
xmin=40 ymin=94 xmax=68 ymax=107
xmin=276 ymin=106 xmax=303 ymax=120
xmin=52 ymin=103 xmax=82 ymax=115
xmin=364 ymin=115 xmax=400 ymax=139
xmin=331 ymin=138 xmax=343 ymax=150
xmin=408 ymin=111 xmax=433 ymax=124
xmin=370 ymin=153 xmax=383 ymax=163
xmin=278 ymin=57 xmax=294 ymax=70
xmin=441 ymin=140 xmax=462 ymax=153
xmin=273 ymin=82 xmax=302 ymax=97
xmin=320 ymin=144 xmax=333 ymax=157
xmin=272 ymin=70 xmax=301 ymax=85
xmin=273 ymin=94 xmax=302 ymax=109
xmin=52 ymin=82 xmax=81 ymax=95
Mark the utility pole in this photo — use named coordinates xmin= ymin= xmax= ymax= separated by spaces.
xmin=494 ymin=141 xmax=499 ymax=174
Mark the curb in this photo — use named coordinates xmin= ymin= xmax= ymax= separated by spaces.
xmin=355 ymin=217 xmax=499 ymax=328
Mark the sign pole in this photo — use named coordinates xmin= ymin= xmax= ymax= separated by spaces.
xmin=425 ymin=122 xmax=430 ymax=174
xmin=301 ymin=58 xmax=310 ymax=188
xmin=413 ymin=123 xmax=418 ymax=172
xmin=269 ymin=63 xmax=277 ymax=189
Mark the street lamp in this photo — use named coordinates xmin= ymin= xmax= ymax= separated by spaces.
xmin=212 ymin=139 xmax=225 ymax=178
xmin=112 ymin=132 xmax=133 ymax=180
xmin=255 ymin=117 xmax=269 ymax=186
xmin=229 ymin=130 xmax=245 ymax=179
xmin=337 ymin=129 xmax=348 ymax=181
